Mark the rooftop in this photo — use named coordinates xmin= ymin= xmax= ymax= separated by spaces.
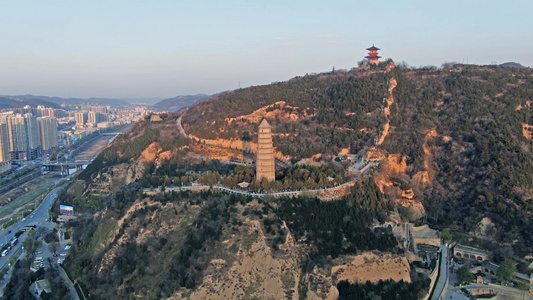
xmin=259 ymin=118 xmax=271 ymax=128
xmin=454 ymin=244 xmax=488 ymax=256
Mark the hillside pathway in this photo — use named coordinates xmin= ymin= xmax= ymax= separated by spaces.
xmin=376 ymin=77 xmax=397 ymax=146
xmin=176 ymin=115 xmax=188 ymax=138
xmin=145 ymin=176 xmax=357 ymax=200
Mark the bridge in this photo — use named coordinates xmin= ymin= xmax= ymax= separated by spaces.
xmin=100 ymin=132 xmax=120 ymax=136
xmin=42 ymin=160 xmax=92 ymax=175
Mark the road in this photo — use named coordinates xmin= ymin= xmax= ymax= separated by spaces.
xmin=431 ymin=243 xmax=449 ymax=300
xmin=0 ymin=181 xmax=65 ymax=296
xmin=404 ymin=223 xmax=411 ymax=251
xmin=0 ymin=182 xmax=60 ymax=258
xmin=438 ymin=254 xmax=533 ymax=300
xmin=444 ymin=282 xmax=533 ymax=299
xmin=176 ymin=114 xmax=188 ymax=138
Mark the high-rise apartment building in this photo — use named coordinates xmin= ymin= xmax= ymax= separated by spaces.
xmin=6 ymin=115 xmax=28 ymax=160
xmin=75 ymin=111 xmax=89 ymax=126
xmin=0 ymin=123 xmax=9 ymax=162
xmin=0 ymin=113 xmax=55 ymax=160
xmin=25 ymin=114 xmax=41 ymax=159
xmin=81 ymin=104 xmax=108 ymax=114
xmin=88 ymin=111 xmax=108 ymax=125
xmin=38 ymin=117 xmax=58 ymax=152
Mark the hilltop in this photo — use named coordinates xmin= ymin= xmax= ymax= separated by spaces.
xmin=55 ymin=61 xmax=533 ymax=299
xmin=150 ymin=93 xmax=221 ymax=112
xmin=182 ymin=62 xmax=533 ymax=257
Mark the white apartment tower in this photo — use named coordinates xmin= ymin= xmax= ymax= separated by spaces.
xmin=25 ymin=114 xmax=41 ymax=159
xmin=0 ymin=124 xmax=9 ymax=162
xmin=38 ymin=117 xmax=58 ymax=152
xmin=7 ymin=115 xmax=28 ymax=160
xmin=75 ymin=111 xmax=88 ymax=126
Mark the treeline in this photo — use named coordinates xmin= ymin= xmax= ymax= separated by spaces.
xmin=140 ymin=160 xmax=348 ymax=193
xmin=183 ymin=69 xmax=391 ymax=159
xmin=2 ymin=259 xmax=70 ymax=300
xmin=337 ymin=278 xmax=430 ymax=300
xmin=382 ymin=65 xmax=533 ymax=255
xmin=277 ymin=163 xmax=345 ymax=189
xmin=221 ymin=163 xmax=346 ymax=191
xmin=275 ymin=179 xmax=398 ymax=258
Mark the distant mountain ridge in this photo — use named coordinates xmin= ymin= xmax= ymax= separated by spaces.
xmin=150 ymin=93 xmax=222 ymax=112
xmin=0 ymin=95 xmax=61 ymax=109
xmin=0 ymin=94 xmax=134 ymax=109
xmin=0 ymin=93 xmax=218 ymax=111
xmin=499 ymin=62 xmax=524 ymax=68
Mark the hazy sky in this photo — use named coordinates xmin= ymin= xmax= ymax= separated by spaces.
xmin=1 ymin=0 xmax=531 ymax=99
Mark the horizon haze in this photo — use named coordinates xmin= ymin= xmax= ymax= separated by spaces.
xmin=1 ymin=0 xmax=532 ymax=99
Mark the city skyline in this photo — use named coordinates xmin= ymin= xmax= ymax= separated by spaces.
xmin=1 ymin=0 xmax=532 ymax=99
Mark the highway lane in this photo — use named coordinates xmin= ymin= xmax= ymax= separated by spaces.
xmin=0 ymin=181 xmax=63 ymax=270
xmin=0 ymin=180 xmax=66 ymax=297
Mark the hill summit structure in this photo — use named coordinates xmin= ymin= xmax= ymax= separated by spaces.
xmin=256 ymin=119 xmax=275 ymax=181
xmin=365 ymin=44 xmax=381 ymax=64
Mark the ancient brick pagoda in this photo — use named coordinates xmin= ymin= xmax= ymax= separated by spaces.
xmin=365 ymin=45 xmax=381 ymax=64
xmin=256 ymin=119 xmax=275 ymax=181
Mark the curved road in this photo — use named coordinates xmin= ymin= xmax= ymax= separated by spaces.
xmin=0 ymin=181 xmax=66 ymax=296
xmin=176 ymin=115 xmax=188 ymax=138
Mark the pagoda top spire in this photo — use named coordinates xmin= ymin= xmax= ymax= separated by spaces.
xmin=259 ymin=118 xmax=271 ymax=128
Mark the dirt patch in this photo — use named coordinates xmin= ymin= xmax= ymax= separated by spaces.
xmin=338 ymin=148 xmax=350 ymax=155
xmin=226 ymin=101 xmax=306 ymax=124
xmin=331 ymin=252 xmax=411 ymax=285
xmin=366 ymin=147 xmax=387 ymax=161
xmin=374 ymin=154 xmax=409 ymax=193
xmin=376 ymin=78 xmax=397 ymax=146
xmin=396 ymin=198 xmax=425 ymax=219
xmin=140 ymin=142 xmax=160 ymax=162
xmin=475 ymin=217 xmax=496 ymax=239
xmin=523 ymin=123 xmax=532 ymax=140
xmin=186 ymin=144 xmax=243 ymax=161
xmin=516 ymin=100 xmax=531 ymax=110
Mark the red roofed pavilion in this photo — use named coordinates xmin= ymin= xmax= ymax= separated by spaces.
xmin=365 ymin=45 xmax=381 ymax=64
